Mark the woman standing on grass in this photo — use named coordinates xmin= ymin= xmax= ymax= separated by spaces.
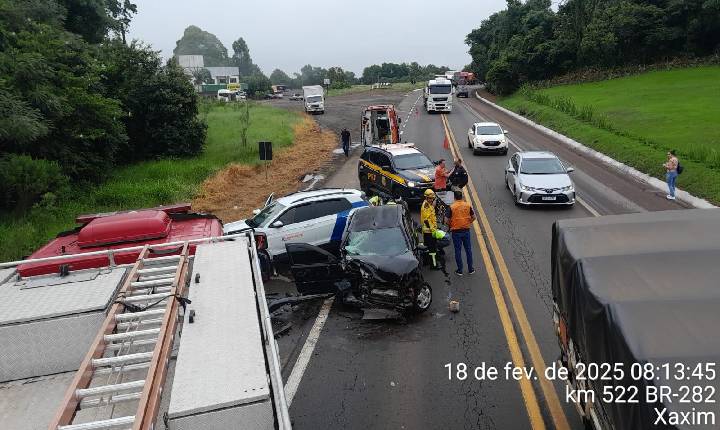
xmin=664 ymin=150 xmax=679 ymax=200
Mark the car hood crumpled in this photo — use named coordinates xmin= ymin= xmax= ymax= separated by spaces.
xmin=347 ymin=251 xmax=419 ymax=284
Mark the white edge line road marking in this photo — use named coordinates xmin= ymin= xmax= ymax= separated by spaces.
xmin=576 ymin=197 xmax=601 ymax=217
xmin=459 ymin=100 xmax=604 ymax=218
xmin=285 ymin=296 xmax=334 ymax=406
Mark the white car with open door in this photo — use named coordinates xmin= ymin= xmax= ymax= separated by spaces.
xmin=467 ymin=122 xmax=509 ymax=155
xmin=223 ymin=189 xmax=367 ymax=265
xmin=505 ymin=151 xmax=576 ymax=206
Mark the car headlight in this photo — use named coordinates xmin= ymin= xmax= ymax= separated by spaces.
xmin=520 ymin=184 xmax=537 ymax=192
xmin=407 ymin=181 xmax=416 ymax=188
xmin=560 ymin=185 xmax=573 ymax=192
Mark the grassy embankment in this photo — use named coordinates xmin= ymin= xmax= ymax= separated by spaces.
xmin=499 ymin=66 xmax=720 ymax=203
xmin=327 ymin=82 xmax=424 ymax=97
xmin=0 ymin=103 xmax=302 ymax=261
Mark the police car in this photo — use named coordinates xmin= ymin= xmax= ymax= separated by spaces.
xmin=358 ymin=143 xmax=436 ymax=203
xmin=223 ymin=189 xmax=367 ymax=262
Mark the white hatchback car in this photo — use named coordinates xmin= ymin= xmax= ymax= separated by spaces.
xmin=505 ymin=151 xmax=576 ymax=206
xmin=467 ymin=122 xmax=509 ymax=155
xmin=223 ymin=189 xmax=367 ymax=261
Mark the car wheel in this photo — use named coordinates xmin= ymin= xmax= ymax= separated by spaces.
xmin=468 ymin=138 xmax=472 ymax=149
xmin=414 ymin=282 xmax=433 ymax=312
xmin=502 ymin=149 xmax=508 ymax=156
xmin=514 ymin=187 xmax=522 ymax=206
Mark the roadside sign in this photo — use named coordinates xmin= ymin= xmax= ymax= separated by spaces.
xmin=323 ymin=78 xmax=330 ymax=85
xmin=259 ymin=141 xmax=273 ymax=160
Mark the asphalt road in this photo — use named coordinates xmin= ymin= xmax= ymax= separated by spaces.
xmin=279 ymin=88 xmax=685 ymax=429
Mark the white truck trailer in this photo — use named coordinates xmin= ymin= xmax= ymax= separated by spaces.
xmin=302 ymin=85 xmax=325 ymax=114
xmin=424 ymin=77 xmax=453 ymax=113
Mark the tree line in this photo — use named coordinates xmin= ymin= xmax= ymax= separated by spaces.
xmin=267 ymin=62 xmax=452 ymax=89
xmin=466 ymin=0 xmax=720 ymax=95
xmin=0 ymin=1 xmax=206 ymax=214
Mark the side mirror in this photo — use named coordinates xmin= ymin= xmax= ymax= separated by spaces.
xmin=503 ymin=129 xmax=509 ymax=134
xmin=252 ymin=209 xmax=261 ymax=216
xmin=566 ymin=167 xmax=575 ymax=173
xmin=270 ymin=220 xmax=284 ymax=228
xmin=507 ymin=166 xmax=516 ymax=174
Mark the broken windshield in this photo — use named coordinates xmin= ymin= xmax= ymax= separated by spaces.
xmin=345 ymin=228 xmax=408 ymax=256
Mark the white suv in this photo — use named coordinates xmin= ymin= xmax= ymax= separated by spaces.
xmin=223 ymin=189 xmax=367 ymax=262
xmin=467 ymin=122 xmax=509 ymax=155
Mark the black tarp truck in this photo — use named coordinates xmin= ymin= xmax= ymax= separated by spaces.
xmin=552 ymin=209 xmax=720 ymax=430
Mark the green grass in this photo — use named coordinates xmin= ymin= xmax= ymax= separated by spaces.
xmin=327 ymin=82 xmax=424 ymax=97
xmin=0 ymin=102 xmax=301 ymax=261
xmin=500 ymin=66 xmax=720 ymax=204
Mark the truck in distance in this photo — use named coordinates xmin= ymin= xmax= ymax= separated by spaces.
xmin=302 ymin=85 xmax=325 ymax=114
xmin=424 ymin=77 xmax=453 ymax=113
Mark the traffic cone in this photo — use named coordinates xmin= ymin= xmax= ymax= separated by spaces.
xmin=443 ymin=136 xmax=449 ymax=149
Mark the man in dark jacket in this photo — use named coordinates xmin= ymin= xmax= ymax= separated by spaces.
xmin=341 ymin=128 xmax=351 ymax=157
xmin=448 ymin=158 xmax=468 ymax=190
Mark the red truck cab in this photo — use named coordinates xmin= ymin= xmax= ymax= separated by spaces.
xmin=17 ymin=204 xmax=223 ymax=277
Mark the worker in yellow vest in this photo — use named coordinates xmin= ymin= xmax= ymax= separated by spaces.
xmin=447 ymin=191 xmax=475 ymax=276
xmin=420 ymin=189 xmax=440 ymax=269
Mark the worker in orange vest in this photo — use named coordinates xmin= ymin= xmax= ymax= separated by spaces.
xmin=446 ymin=191 xmax=475 ymax=276
xmin=434 ymin=159 xmax=449 ymax=192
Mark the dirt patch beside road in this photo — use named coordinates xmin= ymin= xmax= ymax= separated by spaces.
xmin=193 ymin=115 xmax=337 ymax=223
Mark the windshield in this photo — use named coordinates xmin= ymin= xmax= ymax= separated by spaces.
xmin=393 ymin=153 xmax=434 ymax=170
xmin=429 ymin=85 xmax=452 ymax=94
xmin=519 ymin=158 xmax=566 ymax=175
xmin=246 ymin=201 xmax=286 ymax=227
xmin=476 ymin=125 xmax=502 ymax=135
xmin=306 ymin=95 xmax=322 ymax=103
xmin=345 ymin=227 xmax=409 ymax=256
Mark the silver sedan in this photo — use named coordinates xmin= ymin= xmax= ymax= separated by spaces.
xmin=505 ymin=151 xmax=576 ymax=206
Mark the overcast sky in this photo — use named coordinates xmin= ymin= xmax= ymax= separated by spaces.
xmin=128 ymin=0 xmax=506 ymax=76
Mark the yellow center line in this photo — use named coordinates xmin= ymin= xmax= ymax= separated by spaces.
xmin=441 ymin=114 xmax=571 ymax=430
xmin=439 ymin=116 xmax=546 ymax=430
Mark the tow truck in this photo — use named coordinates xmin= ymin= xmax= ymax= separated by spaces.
xmin=0 ymin=204 xmax=290 ymax=429
xmin=360 ymin=104 xmax=401 ymax=146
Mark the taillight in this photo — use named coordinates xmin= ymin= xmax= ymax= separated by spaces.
xmin=254 ymin=233 xmax=268 ymax=250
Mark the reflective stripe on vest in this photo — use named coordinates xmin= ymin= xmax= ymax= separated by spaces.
xmin=449 ymin=201 xmax=473 ymax=230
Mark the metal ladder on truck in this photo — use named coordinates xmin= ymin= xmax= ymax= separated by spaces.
xmin=49 ymin=242 xmax=191 ymax=430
